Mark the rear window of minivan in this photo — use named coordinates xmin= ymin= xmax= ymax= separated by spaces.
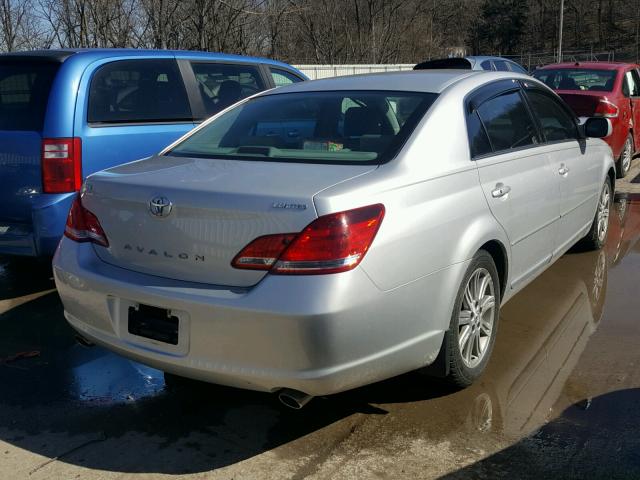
xmin=0 ymin=60 xmax=59 ymax=131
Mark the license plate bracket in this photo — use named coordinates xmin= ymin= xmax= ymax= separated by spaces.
xmin=128 ymin=304 xmax=179 ymax=345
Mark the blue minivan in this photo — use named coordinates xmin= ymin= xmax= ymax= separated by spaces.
xmin=0 ymin=49 xmax=306 ymax=257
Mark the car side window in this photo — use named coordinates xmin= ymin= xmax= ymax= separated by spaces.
xmin=508 ymin=62 xmax=528 ymax=74
xmin=525 ymin=89 xmax=578 ymax=142
xmin=191 ymin=62 xmax=265 ymax=117
xmin=88 ymin=59 xmax=191 ymax=124
xmin=467 ymin=110 xmax=492 ymax=158
xmin=476 ymin=90 xmax=539 ymax=153
xmin=625 ymin=70 xmax=640 ymax=97
xmin=493 ymin=60 xmax=510 ymax=72
xmin=270 ymin=68 xmax=303 ymax=87
xmin=481 ymin=60 xmax=493 ymax=71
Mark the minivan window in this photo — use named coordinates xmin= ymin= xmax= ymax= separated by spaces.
xmin=476 ymin=90 xmax=539 ymax=153
xmin=270 ymin=68 xmax=303 ymax=87
xmin=168 ymin=91 xmax=437 ymax=165
xmin=191 ymin=62 xmax=264 ymax=117
xmin=88 ymin=59 xmax=191 ymax=124
xmin=0 ymin=61 xmax=59 ymax=131
xmin=525 ymin=90 xmax=578 ymax=142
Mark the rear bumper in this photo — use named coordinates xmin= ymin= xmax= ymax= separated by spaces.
xmin=0 ymin=193 xmax=74 ymax=257
xmin=53 ymin=238 xmax=467 ymax=396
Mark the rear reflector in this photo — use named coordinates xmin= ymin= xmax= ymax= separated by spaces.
xmin=232 ymin=204 xmax=385 ymax=275
xmin=594 ymin=99 xmax=619 ymax=118
xmin=64 ymin=194 xmax=109 ymax=247
xmin=42 ymin=138 xmax=82 ymax=193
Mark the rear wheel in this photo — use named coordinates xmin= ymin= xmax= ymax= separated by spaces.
xmin=617 ymin=133 xmax=633 ymax=178
xmin=446 ymin=250 xmax=500 ymax=388
xmin=580 ymin=179 xmax=611 ymax=250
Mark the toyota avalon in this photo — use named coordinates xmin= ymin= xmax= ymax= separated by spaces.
xmin=53 ymin=70 xmax=615 ymax=408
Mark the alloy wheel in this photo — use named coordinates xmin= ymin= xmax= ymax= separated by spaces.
xmin=458 ymin=268 xmax=496 ymax=369
xmin=597 ymin=182 xmax=611 ymax=243
xmin=621 ymin=139 xmax=632 ymax=175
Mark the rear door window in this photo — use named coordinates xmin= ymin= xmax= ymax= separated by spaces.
xmin=191 ymin=63 xmax=265 ymax=117
xmin=476 ymin=90 xmax=539 ymax=153
xmin=0 ymin=61 xmax=59 ymax=131
xmin=525 ymin=89 xmax=578 ymax=142
xmin=493 ymin=60 xmax=511 ymax=72
xmin=88 ymin=59 xmax=191 ymax=124
xmin=624 ymin=70 xmax=640 ymax=97
xmin=270 ymin=68 xmax=303 ymax=87
xmin=481 ymin=60 xmax=494 ymax=71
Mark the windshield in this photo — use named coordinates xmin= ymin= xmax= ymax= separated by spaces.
xmin=167 ymin=90 xmax=437 ymax=165
xmin=0 ymin=60 xmax=60 ymax=131
xmin=533 ymin=68 xmax=618 ymax=92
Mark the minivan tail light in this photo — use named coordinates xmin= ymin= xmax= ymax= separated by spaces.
xmin=64 ymin=194 xmax=109 ymax=247
xmin=42 ymin=138 xmax=82 ymax=193
xmin=594 ymin=99 xmax=619 ymax=118
xmin=232 ymin=204 xmax=385 ymax=275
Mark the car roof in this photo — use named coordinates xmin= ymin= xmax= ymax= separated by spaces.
xmin=266 ymin=69 xmax=512 ymax=95
xmin=466 ymin=56 xmax=516 ymax=62
xmin=0 ymin=48 xmax=297 ymax=70
xmin=536 ymin=61 xmax=639 ymax=71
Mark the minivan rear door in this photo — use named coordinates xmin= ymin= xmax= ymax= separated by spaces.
xmin=0 ymin=59 xmax=60 ymax=222
xmin=75 ymin=57 xmax=197 ymax=179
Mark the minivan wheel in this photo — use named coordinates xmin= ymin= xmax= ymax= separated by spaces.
xmin=446 ymin=250 xmax=500 ymax=388
xmin=617 ymin=134 xmax=633 ymax=178
xmin=580 ymin=179 xmax=611 ymax=250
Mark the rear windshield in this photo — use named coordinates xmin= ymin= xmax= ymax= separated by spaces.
xmin=167 ymin=90 xmax=437 ymax=165
xmin=533 ymin=68 xmax=618 ymax=92
xmin=0 ymin=61 xmax=59 ymax=131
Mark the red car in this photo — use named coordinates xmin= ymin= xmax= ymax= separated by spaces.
xmin=533 ymin=62 xmax=640 ymax=178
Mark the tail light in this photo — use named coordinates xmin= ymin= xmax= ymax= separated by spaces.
xmin=64 ymin=194 xmax=109 ymax=247
xmin=594 ymin=100 xmax=619 ymax=118
xmin=42 ymin=138 xmax=82 ymax=193
xmin=232 ymin=204 xmax=385 ymax=275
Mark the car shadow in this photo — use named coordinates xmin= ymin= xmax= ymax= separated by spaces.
xmin=0 ymin=255 xmax=55 ymax=301
xmin=0 ymin=292 xmax=454 ymax=475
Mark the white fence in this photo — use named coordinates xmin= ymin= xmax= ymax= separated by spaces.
xmin=295 ymin=64 xmax=414 ymax=80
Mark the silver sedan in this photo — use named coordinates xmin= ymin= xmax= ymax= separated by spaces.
xmin=53 ymin=70 xmax=615 ymax=408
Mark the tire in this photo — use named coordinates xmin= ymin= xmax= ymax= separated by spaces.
xmin=445 ymin=250 xmax=501 ymax=388
xmin=579 ymin=179 xmax=612 ymax=251
xmin=616 ymin=133 xmax=633 ymax=178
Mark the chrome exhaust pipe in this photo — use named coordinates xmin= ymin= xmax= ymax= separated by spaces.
xmin=278 ymin=388 xmax=313 ymax=409
xmin=75 ymin=334 xmax=95 ymax=347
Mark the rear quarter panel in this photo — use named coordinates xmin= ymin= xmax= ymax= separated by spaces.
xmin=314 ymin=83 xmax=512 ymax=330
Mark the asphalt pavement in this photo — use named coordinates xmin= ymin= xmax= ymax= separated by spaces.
xmin=1 ymin=191 xmax=639 ymax=479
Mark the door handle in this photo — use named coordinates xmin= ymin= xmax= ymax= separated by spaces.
xmin=558 ymin=164 xmax=570 ymax=176
xmin=491 ymin=183 xmax=511 ymax=198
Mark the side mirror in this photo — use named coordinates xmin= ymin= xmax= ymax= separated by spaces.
xmin=581 ymin=117 xmax=612 ymax=138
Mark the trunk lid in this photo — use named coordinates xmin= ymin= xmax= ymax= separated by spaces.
xmin=83 ymin=155 xmax=376 ymax=286
xmin=556 ymin=91 xmax=607 ymax=117
xmin=0 ymin=59 xmax=60 ymax=222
